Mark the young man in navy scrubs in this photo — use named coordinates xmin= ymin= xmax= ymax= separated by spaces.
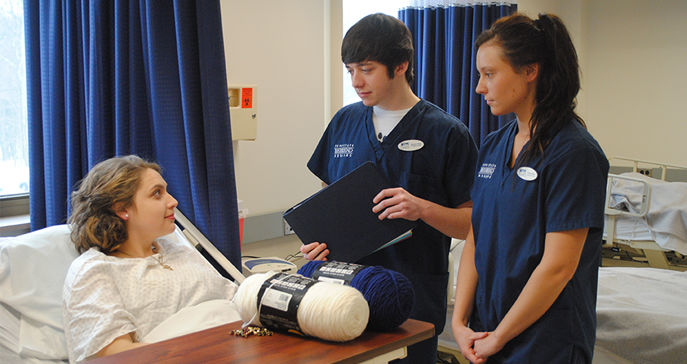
xmin=300 ymin=13 xmax=478 ymax=364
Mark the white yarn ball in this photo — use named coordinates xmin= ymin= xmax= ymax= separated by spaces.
xmin=232 ymin=272 xmax=370 ymax=342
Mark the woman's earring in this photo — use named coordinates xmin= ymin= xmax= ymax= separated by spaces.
xmin=124 ymin=213 xmax=129 ymax=219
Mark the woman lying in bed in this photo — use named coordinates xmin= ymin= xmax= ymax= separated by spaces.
xmin=62 ymin=155 xmax=238 ymax=363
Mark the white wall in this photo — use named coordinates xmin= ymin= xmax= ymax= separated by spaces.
xmin=582 ymin=0 xmax=687 ymax=166
xmin=220 ymin=0 xmax=334 ymax=217
xmin=520 ymin=0 xmax=687 ymax=166
xmin=222 ymin=0 xmax=687 ymax=218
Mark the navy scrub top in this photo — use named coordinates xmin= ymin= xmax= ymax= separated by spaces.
xmin=308 ymin=99 xmax=478 ymax=334
xmin=470 ymin=119 xmax=609 ymax=363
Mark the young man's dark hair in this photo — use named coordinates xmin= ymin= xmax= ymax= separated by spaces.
xmin=341 ymin=13 xmax=415 ymax=85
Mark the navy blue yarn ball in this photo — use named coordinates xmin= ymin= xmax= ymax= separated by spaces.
xmin=298 ymin=261 xmax=415 ymax=331
xmin=296 ymin=260 xmax=321 ymax=277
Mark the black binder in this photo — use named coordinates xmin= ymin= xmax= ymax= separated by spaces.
xmin=283 ymin=162 xmax=415 ymax=263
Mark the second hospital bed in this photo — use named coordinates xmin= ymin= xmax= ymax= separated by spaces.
xmin=603 ymin=157 xmax=687 ymax=269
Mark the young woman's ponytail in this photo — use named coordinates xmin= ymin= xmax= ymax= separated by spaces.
xmin=476 ymin=13 xmax=584 ymax=165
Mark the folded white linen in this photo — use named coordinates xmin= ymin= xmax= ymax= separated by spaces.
xmin=608 ymin=173 xmax=687 ymax=253
xmin=142 ymin=299 xmax=241 ymax=343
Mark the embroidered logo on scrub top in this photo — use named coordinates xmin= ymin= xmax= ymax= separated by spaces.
xmin=334 ymin=144 xmax=354 ymax=158
xmin=517 ymin=167 xmax=538 ymax=181
xmin=478 ymin=163 xmax=496 ymax=179
xmin=398 ymin=139 xmax=424 ymax=152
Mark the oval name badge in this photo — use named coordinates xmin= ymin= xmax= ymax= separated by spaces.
xmin=517 ymin=167 xmax=538 ymax=181
xmin=398 ymin=139 xmax=424 ymax=152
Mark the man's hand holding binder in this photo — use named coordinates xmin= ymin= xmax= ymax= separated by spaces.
xmin=285 ymin=162 xmax=416 ymax=263
xmin=372 ymin=187 xmax=426 ymax=221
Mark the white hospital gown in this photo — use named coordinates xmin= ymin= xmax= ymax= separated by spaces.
xmin=62 ymin=233 xmax=237 ymax=363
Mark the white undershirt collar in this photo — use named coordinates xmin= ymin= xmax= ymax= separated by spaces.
xmin=372 ymin=105 xmax=412 ymax=142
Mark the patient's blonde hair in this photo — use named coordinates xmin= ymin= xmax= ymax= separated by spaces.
xmin=68 ymin=155 xmax=161 ymax=254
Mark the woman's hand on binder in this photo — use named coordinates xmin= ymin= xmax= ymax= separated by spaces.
xmin=300 ymin=242 xmax=329 ymax=261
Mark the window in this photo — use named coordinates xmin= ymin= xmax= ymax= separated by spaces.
xmin=0 ymin=0 xmax=29 ymax=200
xmin=342 ymin=0 xmax=400 ymax=106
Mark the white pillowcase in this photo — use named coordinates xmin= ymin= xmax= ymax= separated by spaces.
xmin=0 ymin=224 xmax=78 ymax=359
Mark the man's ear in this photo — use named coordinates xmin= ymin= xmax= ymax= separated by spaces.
xmin=525 ymin=63 xmax=539 ymax=82
xmin=394 ymin=61 xmax=409 ymax=77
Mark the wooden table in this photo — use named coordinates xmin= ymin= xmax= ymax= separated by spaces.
xmin=87 ymin=319 xmax=434 ymax=363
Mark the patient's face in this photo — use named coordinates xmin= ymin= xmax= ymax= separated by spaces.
xmin=125 ymin=168 xmax=178 ymax=243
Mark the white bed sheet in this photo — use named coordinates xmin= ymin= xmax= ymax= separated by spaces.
xmin=143 ymin=299 xmax=240 ymax=343
xmin=0 ymin=303 xmax=66 ymax=364
xmin=595 ymin=267 xmax=687 ymax=363
xmin=0 ymin=350 xmax=67 ymax=364
xmin=0 ymin=298 xmax=239 ymax=364
xmin=0 ymin=303 xmax=19 ymax=355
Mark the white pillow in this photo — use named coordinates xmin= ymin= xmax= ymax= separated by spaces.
xmin=0 ymin=224 xmax=78 ymax=359
xmin=0 ymin=224 xmax=77 ymax=328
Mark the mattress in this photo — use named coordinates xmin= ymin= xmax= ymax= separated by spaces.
xmin=595 ymin=267 xmax=687 ymax=363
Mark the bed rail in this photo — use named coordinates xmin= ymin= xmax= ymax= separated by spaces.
xmin=611 ymin=156 xmax=687 ymax=181
xmin=604 ymin=174 xmax=652 ymax=252
xmin=174 ymin=208 xmax=245 ymax=283
xmin=603 ymin=160 xmax=687 ymax=268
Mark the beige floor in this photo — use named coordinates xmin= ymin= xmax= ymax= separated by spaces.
xmin=241 ymin=234 xmax=307 ymax=273
xmin=602 ymin=248 xmax=687 ymax=271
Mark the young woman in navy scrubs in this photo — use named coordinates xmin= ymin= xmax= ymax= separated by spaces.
xmin=452 ymin=13 xmax=609 ymax=364
xmin=301 ymin=14 xmax=478 ymax=364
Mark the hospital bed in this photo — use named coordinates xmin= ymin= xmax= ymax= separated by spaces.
xmin=439 ymin=239 xmax=687 ymax=364
xmin=0 ymin=209 xmax=431 ymax=363
xmin=0 ymin=208 xmax=245 ymax=363
xmin=603 ymin=157 xmax=687 ymax=270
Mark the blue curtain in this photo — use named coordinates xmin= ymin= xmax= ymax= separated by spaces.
xmin=399 ymin=3 xmax=517 ymax=146
xmin=23 ymin=0 xmax=241 ymax=268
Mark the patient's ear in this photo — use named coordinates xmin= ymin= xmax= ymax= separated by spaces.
xmin=114 ymin=205 xmax=129 ymax=221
